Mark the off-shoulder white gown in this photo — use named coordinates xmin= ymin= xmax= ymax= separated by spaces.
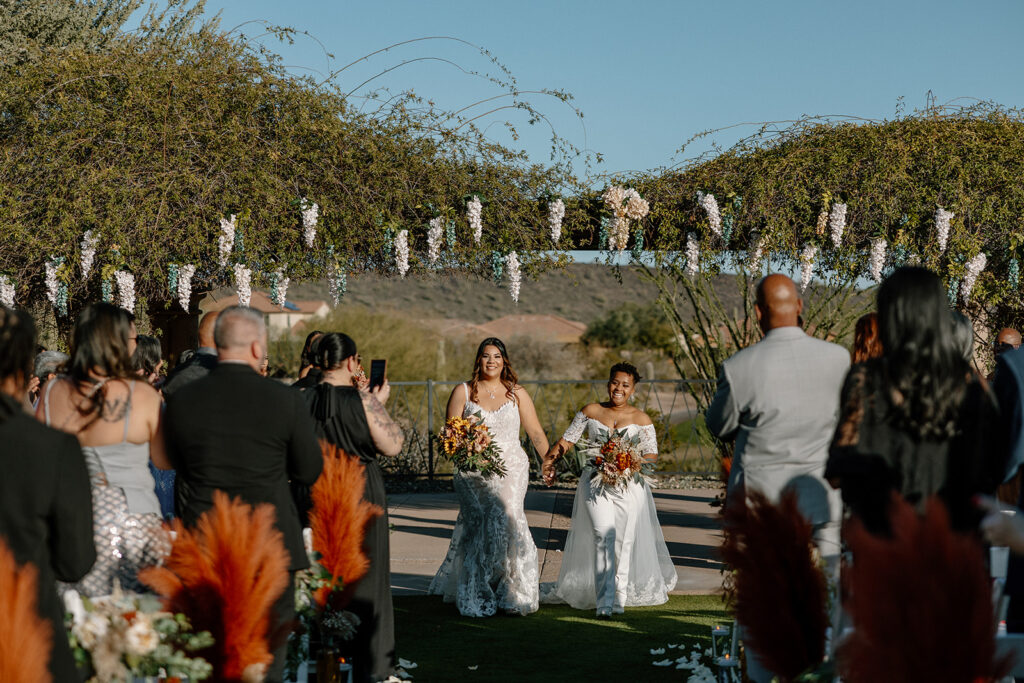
xmin=545 ymin=412 xmax=677 ymax=615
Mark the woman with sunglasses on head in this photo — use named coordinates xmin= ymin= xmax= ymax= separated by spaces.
xmin=429 ymin=338 xmax=549 ymax=617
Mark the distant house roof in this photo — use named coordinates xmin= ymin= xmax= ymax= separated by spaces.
xmin=201 ymin=289 xmax=328 ymax=315
xmin=474 ymin=314 xmax=587 ymax=343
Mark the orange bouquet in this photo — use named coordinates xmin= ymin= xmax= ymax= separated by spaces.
xmin=436 ymin=413 xmax=507 ymax=477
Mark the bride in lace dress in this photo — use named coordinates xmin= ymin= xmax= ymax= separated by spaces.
xmin=542 ymin=362 xmax=676 ymax=616
xmin=429 ymin=338 xmax=550 ymax=617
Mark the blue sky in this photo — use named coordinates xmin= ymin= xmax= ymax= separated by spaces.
xmin=198 ymin=0 xmax=1024 ymax=180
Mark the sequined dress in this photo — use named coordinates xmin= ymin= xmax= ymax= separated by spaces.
xmin=45 ymin=380 xmax=169 ymax=597
xmin=428 ymin=384 xmax=539 ymax=616
xmin=544 ymin=413 xmax=677 ymax=614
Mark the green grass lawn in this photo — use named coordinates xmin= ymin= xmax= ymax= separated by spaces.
xmin=393 ymin=594 xmax=729 ymax=681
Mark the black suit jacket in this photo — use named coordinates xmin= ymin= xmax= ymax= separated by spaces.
xmin=164 ymin=363 xmax=323 ymax=570
xmin=0 ymin=404 xmax=96 ymax=682
xmin=162 ymin=348 xmax=218 ymax=399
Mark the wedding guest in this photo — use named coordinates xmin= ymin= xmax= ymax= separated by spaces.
xmin=132 ymin=335 xmax=175 ymax=520
xmin=36 ymin=303 xmax=171 ymax=597
xmin=132 ymin=334 xmax=164 ymax=387
xmin=162 ymin=310 xmax=218 ymax=398
xmin=292 ymin=329 xmax=324 ymax=389
xmin=706 ymin=273 xmax=849 ymax=683
xmin=995 ymin=327 xmax=1022 ymax=358
xmin=826 ymin=267 xmax=1003 ymax=536
xmin=0 ymin=306 xmax=95 ymax=683
xmin=851 ymin=312 xmax=882 ymax=363
xmin=164 ymin=306 xmax=322 ymax=681
xmin=28 ymin=350 xmax=68 ymax=406
xmin=304 ymin=332 xmax=403 ymax=683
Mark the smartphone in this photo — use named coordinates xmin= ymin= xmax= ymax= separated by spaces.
xmin=369 ymin=359 xmax=387 ymax=390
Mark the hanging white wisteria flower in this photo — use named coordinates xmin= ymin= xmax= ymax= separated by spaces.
xmin=696 ymin=191 xmax=722 ymax=237
xmin=301 ymin=199 xmax=319 ymax=248
xmin=935 ymin=207 xmax=954 ymax=253
xmin=869 ymin=237 xmax=887 ymax=283
xmin=828 ymin=203 xmax=847 ymax=248
xmin=548 ymin=198 xmax=565 ymax=245
xmin=80 ymin=230 xmax=98 ymax=279
xmin=608 ymin=215 xmax=630 ymax=251
xmin=748 ymin=232 xmax=765 ymax=271
xmin=218 ymin=214 xmax=237 ymax=267
xmin=114 ymin=270 xmax=136 ymax=313
xmin=0 ymin=275 xmax=14 ymax=308
xmin=233 ymin=263 xmax=252 ymax=307
xmin=685 ymin=233 xmax=700 ymax=278
xmin=799 ymin=244 xmax=819 ymax=292
xmin=467 ymin=196 xmax=483 ymax=245
xmin=623 ymin=188 xmax=650 ymax=221
xmin=328 ymin=266 xmax=347 ymax=307
xmin=395 ymin=230 xmax=409 ymax=277
xmin=961 ymin=252 xmax=988 ymax=304
xmin=45 ymin=257 xmax=61 ymax=308
xmin=506 ymin=251 xmax=521 ymax=302
xmin=178 ymin=264 xmax=195 ymax=312
xmin=427 ymin=217 xmax=444 ymax=264
xmin=602 ymin=185 xmax=626 ymax=213
xmin=270 ymin=268 xmax=289 ymax=308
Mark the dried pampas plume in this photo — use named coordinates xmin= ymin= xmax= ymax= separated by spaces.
xmin=0 ymin=540 xmax=52 ymax=683
xmin=720 ymin=490 xmax=828 ymax=682
xmin=838 ymin=496 xmax=1010 ymax=683
xmin=310 ymin=443 xmax=383 ymax=608
xmin=139 ymin=491 xmax=290 ymax=681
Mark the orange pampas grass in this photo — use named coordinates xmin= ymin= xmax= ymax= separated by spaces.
xmin=139 ymin=491 xmax=290 ymax=682
xmin=0 ymin=540 xmax=52 ymax=683
xmin=310 ymin=442 xmax=383 ymax=608
xmin=839 ymin=496 xmax=1010 ymax=683
xmin=720 ymin=490 xmax=828 ymax=682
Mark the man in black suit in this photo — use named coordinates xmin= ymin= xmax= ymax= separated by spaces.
xmin=164 ymin=305 xmax=322 ymax=681
xmin=0 ymin=306 xmax=96 ymax=682
xmin=162 ymin=310 xmax=219 ymax=398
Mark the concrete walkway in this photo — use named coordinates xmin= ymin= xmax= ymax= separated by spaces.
xmin=387 ymin=487 xmax=724 ymax=597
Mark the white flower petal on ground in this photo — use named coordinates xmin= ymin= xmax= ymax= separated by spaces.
xmin=467 ymin=665 xmax=479 ymax=671
xmin=650 ymin=648 xmax=666 ymax=655
xmin=652 ymin=658 xmax=674 ymax=667
xmin=398 ymin=658 xmax=418 ymax=669
xmin=667 ymin=643 xmax=679 ymax=649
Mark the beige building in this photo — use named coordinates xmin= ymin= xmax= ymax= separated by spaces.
xmin=201 ymin=290 xmax=330 ymax=336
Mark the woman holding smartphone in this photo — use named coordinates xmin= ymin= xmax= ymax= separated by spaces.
xmin=303 ymin=332 xmax=404 ymax=683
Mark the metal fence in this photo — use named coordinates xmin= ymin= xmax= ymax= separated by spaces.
xmin=381 ymin=379 xmax=720 ymax=479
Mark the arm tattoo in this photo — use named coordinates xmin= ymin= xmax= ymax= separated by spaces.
xmin=364 ymin=394 xmax=405 ymax=446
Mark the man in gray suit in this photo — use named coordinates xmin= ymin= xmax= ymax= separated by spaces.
xmin=706 ymin=273 xmax=849 ymax=683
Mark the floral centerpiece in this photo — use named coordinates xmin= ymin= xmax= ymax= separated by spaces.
xmin=436 ymin=413 xmax=507 ymax=477
xmin=582 ymin=428 xmax=652 ymax=489
xmin=63 ymin=587 xmax=213 ymax=682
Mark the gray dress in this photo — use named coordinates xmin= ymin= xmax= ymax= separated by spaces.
xmin=45 ymin=380 xmax=169 ymax=596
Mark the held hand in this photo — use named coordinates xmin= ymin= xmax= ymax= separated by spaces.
xmin=26 ymin=375 xmax=40 ymax=401
xmin=371 ymin=379 xmax=391 ymax=406
xmin=977 ymin=495 xmax=1024 ymax=554
xmin=541 ymin=458 xmax=557 ymax=486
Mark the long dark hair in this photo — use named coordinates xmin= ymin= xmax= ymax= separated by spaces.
xmin=314 ymin=332 xmax=357 ymax=370
xmin=68 ymin=303 xmax=136 ymax=421
xmin=877 ymin=267 xmax=970 ymax=441
xmin=469 ymin=337 xmax=518 ymax=403
xmin=131 ymin=335 xmax=163 ymax=377
xmin=300 ymin=329 xmax=324 ymax=370
xmin=0 ymin=306 xmax=36 ymax=420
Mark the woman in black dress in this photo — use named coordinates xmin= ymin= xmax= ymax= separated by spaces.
xmin=304 ymin=333 xmax=404 ymax=683
xmin=825 ymin=267 xmax=1004 ymax=535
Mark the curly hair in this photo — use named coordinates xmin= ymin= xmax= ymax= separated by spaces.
xmin=609 ymin=361 xmax=641 ymax=383
xmin=469 ymin=337 xmax=518 ymax=404
xmin=852 ymin=313 xmax=883 ymax=363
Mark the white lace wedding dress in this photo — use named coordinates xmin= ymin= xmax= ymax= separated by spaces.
xmin=428 ymin=384 xmax=539 ymax=617
xmin=544 ymin=412 xmax=677 ymax=614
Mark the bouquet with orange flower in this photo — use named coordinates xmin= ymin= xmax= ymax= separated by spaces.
xmin=435 ymin=413 xmax=507 ymax=477
xmin=583 ymin=428 xmax=652 ymax=489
